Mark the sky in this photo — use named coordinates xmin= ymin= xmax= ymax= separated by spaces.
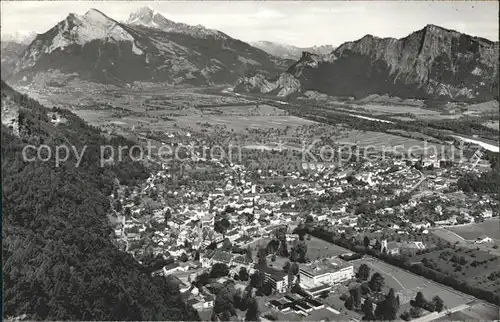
xmin=1 ymin=1 xmax=498 ymax=47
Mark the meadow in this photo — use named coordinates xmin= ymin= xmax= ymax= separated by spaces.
xmin=352 ymin=103 xmax=441 ymax=116
xmin=351 ymin=258 xmax=474 ymax=308
xmin=306 ymin=236 xmax=352 ymax=260
xmin=338 ymin=130 xmax=449 ymax=155
xmin=414 ymin=246 xmax=500 ymax=293
xmin=446 ymin=218 xmax=500 ymax=241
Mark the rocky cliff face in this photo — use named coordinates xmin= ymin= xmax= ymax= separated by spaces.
xmin=237 ymin=25 xmax=499 ymax=102
xmin=7 ymin=7 xmax=287 ymax=87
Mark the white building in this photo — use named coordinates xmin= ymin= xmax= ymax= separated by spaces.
xmin=299 ymin=260 xmax=354 ymax=290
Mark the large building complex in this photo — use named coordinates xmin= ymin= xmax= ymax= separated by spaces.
xmin=299 ymin=259 xmax=354 ymax=296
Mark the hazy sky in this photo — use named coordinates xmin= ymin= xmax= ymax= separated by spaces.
xmin=1 ymin=1 xmax=498 ymax=47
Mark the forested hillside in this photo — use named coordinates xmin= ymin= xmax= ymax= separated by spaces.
xmin=1 ymin=81 xmax=199 ymax=321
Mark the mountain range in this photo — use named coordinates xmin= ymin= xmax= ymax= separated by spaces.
xmin=237 ymin=25 xmax=499 ymax=102
xmin=249 ymin=41 xmax=335 ymax=60
xmin=5 ymin=7 xmax=289 ymax=86
xmin=2 ymin=7 xmax=498 ymax=102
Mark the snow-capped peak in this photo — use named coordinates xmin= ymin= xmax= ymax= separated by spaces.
xmin=127 ymin=6 xmax=157 ymax=25
xmin=126 ymin=6 xmax=226 ymax=39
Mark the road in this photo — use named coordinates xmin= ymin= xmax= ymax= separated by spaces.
xmin=409 ymin=170 xmax=426 ymax=193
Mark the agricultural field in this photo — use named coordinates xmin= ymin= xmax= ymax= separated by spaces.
xmin=413 ymin=246 xmax=500 ymax=293
xmin=434 ymin=302 xmax=499 ymax=321
xmin=463 ymin=100 xmax=500 ymax=114
xmin=351 ymin=258 xmax=474 ymax=308
xmin=431 ymin=227 xmax=466 ymax=244
xmin=351 ymin=103 xmax=441 ymax=116
xmin=173 ymin=114 xmax=315 ymax=133
xmin=338 ymin=130 xmax=450 ymax=155
xmin=446 ymin=218 xmax=500 ymax=242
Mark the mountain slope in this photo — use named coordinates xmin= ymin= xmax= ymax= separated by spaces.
xmin=237 ymin=25 xmax=499 ymax=102
xmin=1 ymin=41 xmax=29 ymax=79
xmin=8 ymin=7 xmax=287 ymax=86
xmin=250 ymin=40 xmax=335 ymax=59
xmin=1 ymin=80 xmax=199 ymax=321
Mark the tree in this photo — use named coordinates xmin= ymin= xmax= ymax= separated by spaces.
xmin=384 ymin=288 xmax=400 ymax=320
xmin=164 ymin=208 xmax=172 ymax=223
xmin=260 ymin=282 xmax=273 ymax=296
xmin=289 ymin=262 xmax=300 ymax=276
xmin=364 ymin=236 xmax=370 ymax=248
xmin=266 ymin=239 xmax=279 ymax=254
xmin=283 ymin=261 xmax=291 ymax=272
xmin=356 ymin=264 xmax=371 ymax=281
xmin=210 ymin=263 xmax=229 ymax=278
xmin=369 ymin=272 xmax=385 ymax=292
xmin=351 ymin=287 xmax=362 ymax=308
xmin=257 ymin=247 xmax=267 ymax=266
xmin=410 ymin=306 xmax=422 ymax=318
xmin=179 ymin=253 xmax=188 ymax=262
xmin=213 ymin=288 xmax=236 ymax=321
xmin=431 ymin=295 xmax=444 ymax=312
xmin=278 ymin=239 xmax=289 ymax=257
xmin=344 ymin=295 xmax=354 ymax=310
xmin=214 ymin=217 xmax=231 ymax=235
xmin=290 ymin=241 xmax=308 ymax=263
xmin=361 ymin=298 xmax=375 ymax=320
xmin=245 ymin=246 xmax=253 ymax=263
xmin=220 ymin=239 xmax=232 ymax=252
xmin=415 ymin=291 xmax=427 ymax=308
xmin=239 ymin=267 xmax=249 ymax=281
xmin=245 ymin=298 xmax=260 ymax=321
xmin=250 ymin=272 xmax=264 ymax=289
xmin=360 ymin=282 xmax=372 ymax=295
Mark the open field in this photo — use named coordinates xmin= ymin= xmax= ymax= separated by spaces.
xmin=464 ymin=100 xmax=500 ymax=114
xmin=413 ymin=246 xmax=500 ymax=293
xmin=352 ymin=103 xmax=441 ymax=116
xmin=173 ymin=115 xmax=315 ymax=133
xmin=306 ymin=237 xmax=352 ymax=261
xmin=351 ymin=258 xmax=475 ymax=308
xmin=446 ymin=218 xmax=500 ymax=241
xmin=339 ymin=130 xmax=450 ymax=154
xmin=431 ymin=227 xmax=466 ymax=243
xmin=434 ymin=302 xmax=499 ymax=321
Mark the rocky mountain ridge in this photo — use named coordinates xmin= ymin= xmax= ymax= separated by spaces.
xmin=6 ymin=7 xmax=288 ymax=87
xmin=237 ymin=24 xmax=499 ymax=102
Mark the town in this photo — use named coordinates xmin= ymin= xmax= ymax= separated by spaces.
xmin=108 ymin=125 xmax=499 ymax=322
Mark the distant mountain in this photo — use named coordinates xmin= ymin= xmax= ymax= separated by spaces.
xmin=250 ymin=40 xmax=335 ymax=59
xmin=2 ymin=31 xmax=38 ymax=44
xmin=126 ymin=6 xmax=226 ymax=39
xmin=7 ymin=7 xmax=288 ymax=86
xmin=1 ymin=32 xmax=37 ymax=79
xmin=237 ymin=25 xmax=499 ymax=102
xmin=1 ymin=41 xmax=28 ymax=79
